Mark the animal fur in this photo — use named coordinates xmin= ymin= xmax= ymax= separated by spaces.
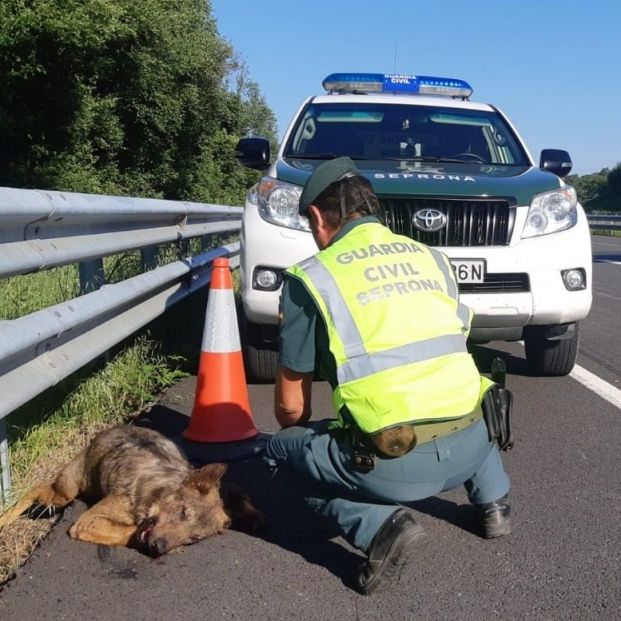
xmin=0 ymin=425 xmax=265 ymax=556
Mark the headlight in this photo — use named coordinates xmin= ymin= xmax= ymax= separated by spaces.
xmin=521 ymin=186 xmax=577 ymax=239
xmin=250 ymin=176 xmax=310 ymax=231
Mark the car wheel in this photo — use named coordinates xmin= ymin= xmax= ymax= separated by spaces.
xmin=245 ymin=341 xmax=279 ymax=383
xmin=238 ymin=312 xmax=279 ymax=383
xmin=524 ymin=322 xmax=580 ymax=376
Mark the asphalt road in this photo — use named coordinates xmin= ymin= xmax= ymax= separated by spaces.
xmin=1 ymin=236 xmax=620 ymax=620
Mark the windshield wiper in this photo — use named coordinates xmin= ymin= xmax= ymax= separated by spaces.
xmin=287 ymin=153 xmax=340 ymax=160
xmin=287 ymin=153 xmax=370 ymax=161
xmin=383 ymin=156 xmax=476 ymax=164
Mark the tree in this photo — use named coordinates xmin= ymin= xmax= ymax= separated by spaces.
xmin=567 ymin=169 xmax=609 ymax=211
xmin=608 ymin=162 xmax=621 ymax=198
xmin=0 ymin=0 xmax=276 ymax=204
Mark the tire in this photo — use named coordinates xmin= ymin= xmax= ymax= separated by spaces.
xmin=238 ymin=310 xmax=279 ymax=383
xmin=245 ymin=341 xmax=279 ymax=384
xmin=524 ymin=323 xmax=580 ymax=376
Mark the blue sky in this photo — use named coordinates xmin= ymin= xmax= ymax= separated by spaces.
xmin=211 ymin=0 xmax=620 ymax=176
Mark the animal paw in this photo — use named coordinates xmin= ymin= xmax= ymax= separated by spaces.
xmin=68 ymin=522 xmax=81 ymax=539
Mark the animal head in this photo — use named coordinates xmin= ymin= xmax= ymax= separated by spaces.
xmin=135 ymin=462 xmax=230 ymax=556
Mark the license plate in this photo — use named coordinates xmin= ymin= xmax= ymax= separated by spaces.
xmin=450 ymin=259 xmax=485 ymax=283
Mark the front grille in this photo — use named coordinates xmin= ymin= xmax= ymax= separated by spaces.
xmin=459 ymin=273 xmax=530 ymax=293
xmin=381 ymin=198 xmax=514 ymax=246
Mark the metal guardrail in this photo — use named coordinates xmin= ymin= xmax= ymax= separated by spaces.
xmin=587 ymin=214 xmax=621 ymax=230
xmin=0 ymin=186 xmax=243 ymax=503
xmin=0 ymin=195 xmax=615 ymax=502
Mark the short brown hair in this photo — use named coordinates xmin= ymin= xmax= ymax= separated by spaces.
xmin=313 ymin=174 xmax=383 ymax=227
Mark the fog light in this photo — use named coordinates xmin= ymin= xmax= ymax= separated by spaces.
xmin=561 ymin=268 xmax=586 ymax=291
xmin=253 ymin=268 xmax=281 ymax=291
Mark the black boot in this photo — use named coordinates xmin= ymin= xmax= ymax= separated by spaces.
xmin=476 ymin=494 xmax=511 ymax=538
xmin=356 ymin=508 xmax=426 ymax=595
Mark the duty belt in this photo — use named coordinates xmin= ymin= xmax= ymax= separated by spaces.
xmin=413 ymin=406 xmax=483 ymax=445
xmin=351 ymin=407 xmax=484 ymax=471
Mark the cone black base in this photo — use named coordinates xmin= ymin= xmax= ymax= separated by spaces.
xmin=173 ymin=432 xmax=271 ymax=464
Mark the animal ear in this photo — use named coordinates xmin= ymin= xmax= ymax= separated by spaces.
xmin=187 ymin=463 xmax=228 ymax=493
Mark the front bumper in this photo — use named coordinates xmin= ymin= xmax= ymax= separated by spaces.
xmin=446 ymin=205 xmax=592 ymax=340
xmin=240 ymin=203 xmax=593 ymax=337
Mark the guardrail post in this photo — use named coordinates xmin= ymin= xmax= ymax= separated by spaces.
xmin=178 ymin=239 xmax=190 ymax=257
xmin=79 ymin=259 xmax=105 ymax=294
xmin=0 ymin=419 xmax=11 ymax=505
xmin=141 ymin=246 xmax=159 ymax=271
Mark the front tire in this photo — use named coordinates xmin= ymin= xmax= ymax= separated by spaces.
xmin=245 ymin=341 xmax=279 ymax=384
xmin=238 ymin=311 xmax=279 ymax=383
xmin=524 ymin=323 xmax=580 ymax=376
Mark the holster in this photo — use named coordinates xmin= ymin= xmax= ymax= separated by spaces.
xmin=482 ymin=359 xmax=514 ymax=451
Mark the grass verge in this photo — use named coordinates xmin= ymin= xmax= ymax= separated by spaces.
xmin=0 ymin=336 xmax=187 ymax=586
xmin=591 ymin=229 xmax=621 ymax=238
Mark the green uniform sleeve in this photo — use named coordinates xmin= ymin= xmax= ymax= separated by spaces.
xmin=278 ymin=275 xmax=318 ymax=373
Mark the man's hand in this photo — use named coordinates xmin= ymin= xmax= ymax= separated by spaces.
xmin=274 ymin=366 xmax=313 ymax=428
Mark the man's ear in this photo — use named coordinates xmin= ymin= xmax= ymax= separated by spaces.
xmin=307 ymin=204 xmax=334 ymax=249
xmin=307 ymin=204 xmax=322 ymax=228
xmin=186 ymin=463 xmax=228 ymax=493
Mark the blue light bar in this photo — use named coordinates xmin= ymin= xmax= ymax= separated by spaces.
xmin=322 ymin=73 xmax=473 ymax=99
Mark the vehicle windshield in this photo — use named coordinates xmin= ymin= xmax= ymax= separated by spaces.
xmin=284 ymin=102 xmax=529 ymax=166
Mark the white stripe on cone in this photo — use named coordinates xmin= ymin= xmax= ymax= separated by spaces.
xmin=201 ymin=289 xmax=241 ymax=353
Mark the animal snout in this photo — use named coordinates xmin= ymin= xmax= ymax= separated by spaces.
xmin=149 ymin=537 xmax=167 ymax=557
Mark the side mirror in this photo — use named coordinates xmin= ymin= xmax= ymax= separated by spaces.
xmin=234 ymin=137 xmax=270 ymax=170
xmin=539 ymin=149 xmax=572 ymax=178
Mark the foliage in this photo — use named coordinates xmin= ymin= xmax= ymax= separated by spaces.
xmin=607 ymin=162 xmax=621 ymax=198
xmin=567 ymin=164 xmax=621 ymax=213
xmin=0 ymin=0 xmax=276 ymax=204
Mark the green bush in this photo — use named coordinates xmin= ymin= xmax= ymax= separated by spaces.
xmin=0 ymin=0 xmax=276 ymax=204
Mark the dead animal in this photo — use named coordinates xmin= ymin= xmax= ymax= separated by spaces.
xmin=0 ymin=425 xmax=265 ymax=556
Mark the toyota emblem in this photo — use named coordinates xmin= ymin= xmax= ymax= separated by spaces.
xmin=412 ymin=208 xmax=447 ymax=232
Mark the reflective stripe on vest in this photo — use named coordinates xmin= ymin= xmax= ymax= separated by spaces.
xmin=298 ymin=254 xmax=467 ymax=384
xmin=428 ymin=247 xmax=472 ymax=334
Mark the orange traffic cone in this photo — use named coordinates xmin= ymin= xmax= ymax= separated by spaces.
xmin=183 ymin=257 xmax=259 ymax=443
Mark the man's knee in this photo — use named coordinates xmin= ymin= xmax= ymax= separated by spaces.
xmin=266 ymin=425 xmax=310 ymax=463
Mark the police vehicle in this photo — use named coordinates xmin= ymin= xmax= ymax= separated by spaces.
xmin=235 ymin=72 xmax=592 ymax=382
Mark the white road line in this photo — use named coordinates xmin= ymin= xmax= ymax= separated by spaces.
xmin=570 ymin=364 xmax=621 ymax=410
xmin=594 ymin=260 xmax=621 ymax=265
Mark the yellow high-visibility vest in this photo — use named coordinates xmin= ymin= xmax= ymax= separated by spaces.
xmin=287 ymin=221 xmax=493 ymax=434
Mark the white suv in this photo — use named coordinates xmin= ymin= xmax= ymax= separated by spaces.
xmin=235 ymin=73 xmax=592 ymax=382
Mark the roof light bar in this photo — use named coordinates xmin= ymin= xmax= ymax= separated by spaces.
xmin=322 ymin=73 xmax=473 ymax=99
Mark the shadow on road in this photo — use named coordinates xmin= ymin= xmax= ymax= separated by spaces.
xmin=136 ymin=402 xmax=490 ymax=589
xmin=469 ymin=342 xmax=530 ymax=377
xmin=593 ymin=253 xmax=621 ymax=262
xmin=137 ymin=404 xmax=361 ymax=588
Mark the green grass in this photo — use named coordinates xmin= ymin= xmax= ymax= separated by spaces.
xmin=591 ymin=229 xmax=621 ymax=238
xmin=0 ymin=265 xmax=80 ymax=319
